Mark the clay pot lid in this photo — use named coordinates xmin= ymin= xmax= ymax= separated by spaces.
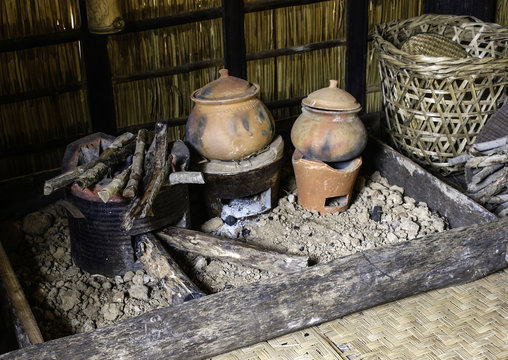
xmin=302 ymin=80 xmax=361 ymax=112
xmin=192 ymin=69 xmax=259 ymax=103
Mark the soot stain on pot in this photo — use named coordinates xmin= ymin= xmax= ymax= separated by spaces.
xmin=196 ymin=84 xmax=214 ymax=99
xmin=241 ymin=117 xmax=253 ymax=136
xmin=228 ymin=117 xmax=238 ymax=136
xmin=186 ymin=115 xmax=207 ymax=150
xmin=320 ymin=132 xmax=333 ymax=161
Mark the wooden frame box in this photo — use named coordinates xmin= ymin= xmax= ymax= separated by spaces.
xmin=1 ymin=139 xmax=506 ymax=360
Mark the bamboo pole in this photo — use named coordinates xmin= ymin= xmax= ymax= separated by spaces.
xmin=0 ymin=240 xmax=44 ymax=345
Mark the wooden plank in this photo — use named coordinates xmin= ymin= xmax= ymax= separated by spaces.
xmin=1 ymin=217 xmax=506 ymax=360
xmin=365 ymin=138 xmax=497 ymax=228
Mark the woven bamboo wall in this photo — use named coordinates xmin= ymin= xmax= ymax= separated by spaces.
xmin=1 ymin=0 xmax=505 ymax=181
xmin=245 ymin=0 xmax=346 ymax=120
xmin=0 ymin=0 xmax=86 ymax=180
xmin=365 ymin=0 xmax=423 ymax=113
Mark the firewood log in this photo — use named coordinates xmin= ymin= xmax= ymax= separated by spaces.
xmin=156 ymin=227 xmax=309 ymax=274
xmin=123 ymin=129 xmax=148 ymax=199
xmin=43 ymin=132 xmax=135 ymax=195
xmin=121 ymin=123 xmax=170 ymax=231
xmin=135 ymin=233 xmax=205 ymax=304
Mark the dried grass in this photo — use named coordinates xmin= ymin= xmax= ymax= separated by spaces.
xmin=121 ymin=0 xmax=221 ymax=22
xmin=0 ymin=0 xmax=80 ymax=40
xmin=497 ymin=0 xmax=508 ymax=25
xmin=365 ymin=0 xmax=423 ymax=113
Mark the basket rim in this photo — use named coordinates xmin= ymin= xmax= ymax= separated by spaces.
xmin=373 ymin=14 xmax=508 ymax=67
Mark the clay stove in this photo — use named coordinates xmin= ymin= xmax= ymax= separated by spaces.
xmin=193 ymin=136 xmax=284 ymax=219
xmin=61 ymin=133 xmax=189 ymax=277
xmin=290 ymin=80 xmax=367 ymax=214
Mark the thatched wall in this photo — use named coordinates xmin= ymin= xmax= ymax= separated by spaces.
xmin=0 ymin=0 xmax=504 ymax=180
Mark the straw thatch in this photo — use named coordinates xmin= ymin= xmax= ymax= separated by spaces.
xmin=497 ymin=0 xmax=508 ymax=25
xmin=121 ymin=0 xmax=220 ymax=21
xmin=0 ymin=0 xmax=80 ymax=40
xmin=245 ymin=0 xmax=346 ymax=120
xmin=365 ymin=0 xmax=422 ymax=113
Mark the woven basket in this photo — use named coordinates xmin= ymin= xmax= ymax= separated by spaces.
xmin=374 ymin=14 xmax=508 ymax=174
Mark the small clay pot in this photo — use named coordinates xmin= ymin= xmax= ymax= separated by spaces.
xmin=290 ymin=80 xmax=367 ymax=162
xmin=186 ymin=69 xmax=275 ymax=161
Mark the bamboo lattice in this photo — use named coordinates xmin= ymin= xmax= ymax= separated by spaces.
xmin=374 ymin=14 xmax=508 ymax=174
xmin=365 ymin=0 xmax=423 ymax=113
xmin=213 ymin=268 xmax=508 ymax=359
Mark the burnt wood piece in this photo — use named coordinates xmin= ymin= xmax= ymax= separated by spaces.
xmin=135 ymin=233 xmax=205 ymax=304
xmin=2 ymin=217 xmax=506 ymax=360
xmin=75 ymin=163 xmax=109 ymax=190
xmin=43 ymin=132 xmax=135 ymax=195
xmin=121 ymin=123 xmax=170 ymax=231
xmin=98 ymin=166 xmax=131 ymax=203
xmin=0 ymin=242 xmax=43 ymax=346
xmin=365 ymin=138 xmax=497 ymax=228
xmin=123 ymin=129 xmax=147 ymax=199
xmin=168 ymin=172 xmax=204 ymax=185
xmin=157 ymin=227 xmax=309 ymax=274
xmin=469 ymin=167 xmax=508 ymax=204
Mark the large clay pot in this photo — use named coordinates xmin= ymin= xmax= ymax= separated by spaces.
xmin=186 ymin=69 xmax=275 ymax=161
xmin=290 ymin=80 xmax=367 ymax=162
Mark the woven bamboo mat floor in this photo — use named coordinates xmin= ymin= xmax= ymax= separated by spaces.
xmin=211 ymin=268 xmax=508 ymax=360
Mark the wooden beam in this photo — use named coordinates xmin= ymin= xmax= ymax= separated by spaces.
xmin=122 ymin=7 xmax=223 ymax=33
xmin=246 ymin=39 xmax=346 ymax=61
xmin=244 ymin=0 xmax=329 ymax=13
xmin=423 ymin=0 xmax=496 ymax=22
xmin=2 ymin=216 xmax=506 ymax=360
xmin=0 ymin=30 xmax=82 ymax=53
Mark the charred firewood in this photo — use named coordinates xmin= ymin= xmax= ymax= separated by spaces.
xmin=121 ymin=122 xmax=170 ymax=231
xmin=43 ymin=132 xmax=135 ymax=195
xmin=123 ymin=129 xmax=148 ymax=199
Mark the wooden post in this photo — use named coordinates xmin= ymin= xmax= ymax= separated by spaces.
xmin=345 ymin=0 xmax=368 ymax=112
xmin=79 ymin=0 xmax=117 ymax=135
xmin=222 ymin=0 xmax=247 ymax=79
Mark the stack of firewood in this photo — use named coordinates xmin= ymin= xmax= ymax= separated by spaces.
xmin=450 ymin=136 xmax=508 ymax=216
xmin=43 ymin=122 xmax=204 ymax=231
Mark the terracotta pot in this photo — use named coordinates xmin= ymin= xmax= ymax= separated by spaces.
xmin=290 ymin=80 xmax=367 ymax=162
xmin=186 ymin=69 xmax=275 ymax=161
